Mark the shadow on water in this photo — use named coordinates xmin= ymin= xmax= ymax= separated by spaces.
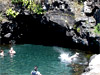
xmin=1 ymin=14 xmax=99 ymax=53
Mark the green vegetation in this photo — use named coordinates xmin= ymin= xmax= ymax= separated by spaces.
xmin=0 ymin=13 xmax=2 ymax=21
xmin=85 ymin=20 xmax=88 ymax=24
xmin=0 ymin=18 xmax=2 ymax=22
xmin=0 ymin=13 xmax=2 ymax=17
xmin=6 ymin=8 xmax=19 ymax=18
xmin=94 ymin=23 xmax=100 ymax=34
xmin=73 ymin=24 xmax=77 ymax=29
xmin=11 ymin=0 xmax=22 ymax=3
xmin=73 ymin=25 xmax=81 ymax=33
xmin=11 ymin=0 xmax=44 ymax=14
xmin=77 ymin=27 xmax=80 ymax=33
xmin=27 ymin=1 xmax=43 ymax=14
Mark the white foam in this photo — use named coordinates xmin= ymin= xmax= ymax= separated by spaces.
xmin=59 ymin=53 xmax=71 ymax=63
xmin=58 ymin=52 xmax=79 ymax=64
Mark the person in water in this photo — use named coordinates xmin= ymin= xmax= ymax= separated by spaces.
xmin=31 ymin=66 xmax=42 ymax=75
xmin=70 ymin=52 xmax=79 ymax=60
xmin=70 ymin=52 xmax=79 ymax=65
xmin=0 ymin=50 xmax=4 ymax=57
xmin=9 ymin=47 xmax=16 ymax=54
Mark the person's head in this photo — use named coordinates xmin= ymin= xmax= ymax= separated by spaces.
xmin=0 ymin=50 xmax=3 ymax=53
xmin=34 ymin=66 xmax=38 ymax=71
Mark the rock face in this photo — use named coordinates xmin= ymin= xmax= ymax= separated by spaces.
xmin=45 ymin=10 xmax=75 ymax=28
xmin=94 ymin=9 xmax=100 ymax=24
xmin=82 ymin=54 xmax=100 ymax=75
xmin=83 ymin=1 xmax=93 ymax=14
xmin=0 ymin=0 xmax=100 ymax=52
xmin=0 ymin=0 xmax=11 ymax=12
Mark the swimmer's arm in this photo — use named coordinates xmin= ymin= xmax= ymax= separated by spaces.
xmin=37 ymin=71 xmax=42 ymax=75
xmin=31 ymin=71 xmax=33 ymax=75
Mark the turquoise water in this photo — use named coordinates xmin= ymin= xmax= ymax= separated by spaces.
xmin=0 ymin=44 xmax=87 ymax=75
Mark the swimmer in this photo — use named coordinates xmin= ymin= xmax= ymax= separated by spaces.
xmin=9 ymin=47 xmax=16 ymax=54
xmin=70 ymin=52 xmax=79 ymax=60
xmin=70 ymin=52 xmax=79 ymax=64
xmin=0 ymin=50 xmax=4 ymax=57
xmin=31 ymin=66 xmax=42 ymax=75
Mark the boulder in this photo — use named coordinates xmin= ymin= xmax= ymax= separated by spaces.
xmin=44 ymin=10 xmax=75 ymax=28
xmin=82 ymin=54 xmax=100 ymax=75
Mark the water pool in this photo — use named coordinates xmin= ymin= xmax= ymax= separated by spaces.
xmin=0 ymin=44 xmax=87 ymax=75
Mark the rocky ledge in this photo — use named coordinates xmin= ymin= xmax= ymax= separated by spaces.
xmin=82 ymin=54 xmax=100 ymax=75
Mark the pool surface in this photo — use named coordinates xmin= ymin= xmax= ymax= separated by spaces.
xmin=0 ymin=44 xmax=87 ymax=75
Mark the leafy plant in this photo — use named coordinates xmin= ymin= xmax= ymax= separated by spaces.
xmin=73 ymin=24 xmax=81 ymax=33
xmin=77 ymin=27 xmax=80 ymax=33
xmin=11 ymin=0 xmax=44 ymax=14
xmin=26 ymin=0 xmax=43 ymax=14
xmin=0 ymin=16 xmax=2 ymax=22
xmin=22 ymin=0 xmax=29 ymax=6
xmin=94 ymin=23 xmax=100 ymax=34
xmin=73 ymin=24 xmax=77 ymax=29
xmin=11 ymin=0 xmax=21 ymax=3
xmin=6 ymin=8 xmax=19 ymax=18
